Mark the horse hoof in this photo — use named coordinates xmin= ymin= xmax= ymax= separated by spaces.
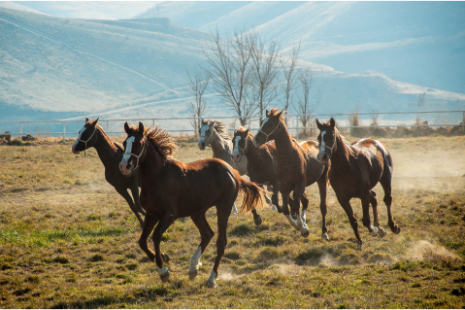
xmin=378 ymin=228 xmax=387 ymax=238
xmin=254 ymin=216 xmax=262 ymax=226
xmin=291 ymin=214 xmax=297 ymax=221
xmin=395 ymin=226 xmax=401 ymax=234
xmin=188 ymin=269 xmax=198 ymax=280
xmin=276 ymin=205 xmax=283 ymax=213
xmin=322 ymin=233 xmax=329 ymax=240
xmin=163 ymin=253 xmax=170 ymax=263
xmin=160 ymin=269 xmax=170 ymax=283
xmin=271 ymin=205 xmax=277 ymax=211
xmin=301 ymin=229 xmax=310 ymax=238
xmin=206 ymin=279 xmax=216 ymax=288
xmin=357 ymin=243 xmax=363 ymax=251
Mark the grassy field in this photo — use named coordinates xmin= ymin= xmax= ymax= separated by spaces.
xmin=1 ymin=135 xmax=465 ymax=308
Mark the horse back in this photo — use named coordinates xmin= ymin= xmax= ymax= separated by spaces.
xmin=352 ymin=138 xmax=392 ymax=184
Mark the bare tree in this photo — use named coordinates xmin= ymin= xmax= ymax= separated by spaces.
xmin=203 ymin=29 xmax=255 ymax=126
xmin=187 ymin=67 xmax=209 ymax=135
xmin=292 ymin=68 xmax=319 ymax=136
xmin=281 ymin=41 xmax=300 ymax=125
xmin=249 ymin=32 xmax=280 ymax=124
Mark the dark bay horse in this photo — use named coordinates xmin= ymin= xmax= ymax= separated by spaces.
xmin=198 ymin=119 xmax=272 ymax=225
xmin=71 ymin=118 xmax=145 ymax=227
xmin=316 ymin=118 xmax=401 ymax=249
xmin=119 ymin=122 xmax=264 ymax=288
xmin=253 ymin=109 xmax=329 ymax=239
xmin=231 ymin=127 xmax=279 ymax=209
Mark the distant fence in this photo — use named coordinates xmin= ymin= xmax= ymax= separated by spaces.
xmin=0 ymin=110 xmax=464 ymax=142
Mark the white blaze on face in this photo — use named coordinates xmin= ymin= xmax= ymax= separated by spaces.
xmin=232 ymin=135 xmax=242 ymax=158
xmin=259 ymin=117 xmax=269 ymax=131
xmin=72 ymin=126 xmax=86 ymax=149
xmin=319 ymin=131 xmax=326 ymax=154
xmin=121 ymin=136 xmax=135 ymax=167
xmin=199 ymin=124 xmax=209 ymax=144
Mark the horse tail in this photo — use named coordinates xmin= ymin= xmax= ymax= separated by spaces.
xmin=232 ymin=170 xmax=265 ymax=213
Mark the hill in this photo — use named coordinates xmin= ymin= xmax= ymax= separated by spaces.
xmin=0 ymin=7 xmax=464 ymax=129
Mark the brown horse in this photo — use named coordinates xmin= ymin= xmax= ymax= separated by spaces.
xmin=315 ymin=118 xmax=401 ymax=249
xmin=198 ymin=119 xmax=272 ymax=225
xmin=119 ymin=122 xmax=264 ymax=288
xmin=71 ymin=118 xmax=145 ymax=227
xmin=231 ymin=127 xmax=279 ymax=208
xmin=253 ymin=109 xmax=329 ymax=239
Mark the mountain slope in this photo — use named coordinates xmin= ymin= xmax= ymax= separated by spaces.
xmin=137 ymin=1 xmax=465 ymax=94
xmin=0 ymin=7 xmax=464 ymax=129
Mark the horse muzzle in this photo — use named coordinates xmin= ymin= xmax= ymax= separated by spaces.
xmin=71 ymin=144 xmax=80 ymax=155
xmin=198 ymin=142 xmax=206 ymax=151
xmin=119 ymin=162 xmax=132 ymax=176
xmin=231 ymin=150 xmax=241 ymax=163
xmin=253 ymin=135 xmax=264 ymax=147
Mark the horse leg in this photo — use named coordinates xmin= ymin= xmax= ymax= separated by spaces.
xmin=370 ymin=191 xmax=386 ymax=237
xmin=281 ymin=189 xmax=302 ymax=232
xmin=251 ymin=208 xmax=262 ymax=226
xmin=188 ymin=212 xmax=214 ymax=280
xmin=300 ymin=193 xmax=309 ymax=223
xmin=129 ymin=185 xmax=146 ymax=216
xmin=115 ymin=187 xmax=145 ymax=228
xmin=317 ymin=174 xmax=329 ymax=240
xmin=262 ymin=185 xmax=272 ymax=205
xmin=206 ymin=204 xmax=231 ymax=288
xmin=137 ymin=214 xmax=160 ymax=262
xmin=292 ymin=186 xmax=309 ymax=237
xmin=361 ymin=191 xmax=379 ymax=237
xmin=338 ymin=197 xmax=363 ymax=249
xmin=231 ymin=202 xmax=238 ymax=215
xmin=152 ymin=213 xmax=176 ymax=282
xmin=380 ymin=173 xmax=401 ymax=234
xmin=268 ymin=184 xmax=278 ymax=211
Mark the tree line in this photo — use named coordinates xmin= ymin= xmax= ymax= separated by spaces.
xmin=187 ymin=30 xmax=320 ymax=133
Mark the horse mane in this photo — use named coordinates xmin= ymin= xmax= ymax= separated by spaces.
xmin=143 ymin=126 xmax=177 ymax=159
xmin=204 ymin=120 xmax=230 ymax=140
xmin=96 ymin=125 xmax=121 ymax=149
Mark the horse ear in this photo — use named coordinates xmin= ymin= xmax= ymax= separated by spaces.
xmin=316 ymin=118 xmax=323 ymax=130
xmin=266 ymin=110 xmax=270 ymax=117
xmin=201 ymin=119 xmax=205 ymax=125
xmin=138 ymin=122 xmax=146 ymax=134
xmin=91 ymin=118 xmax=99 ymax=127
xmin=85 ymin=117 xmax=89 ymax=122
xmin=245 ymin=128 xmax=249 ymax=136
xmin=124 ymin=122 xmax=130 ymax=134
xmin=330 ymin=117 xmax=336 ymax=128
xmin=277 ymin=110 xmax=284 ymax=119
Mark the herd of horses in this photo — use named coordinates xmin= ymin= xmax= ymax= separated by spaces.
xmin=71 ymin=108 xmax=400 ymax=288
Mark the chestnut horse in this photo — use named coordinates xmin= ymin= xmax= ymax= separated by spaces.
xmin=119 ymin=122 xmax=264 ymax=288
xmin=231 ymin=127 xmax=279 ymax=209
xmin=316 ymin=118 xmax=401 ymax=249
xmin=198 ymin=119 xmax=272 ymax=225
xmin=71 ymin=118 xmax=145 ymax=227
xmin=253 ymin=109 xmax=329 ymax=239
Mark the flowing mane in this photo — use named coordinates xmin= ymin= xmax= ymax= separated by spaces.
xmin=145 ymin=126 xmax=177 ymax=158
xmin=204 ymin=120 xmax=230 ymax=140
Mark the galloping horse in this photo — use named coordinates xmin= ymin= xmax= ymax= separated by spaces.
xmin=253 ymin=109 xmax=329 ymax=239
xmin=198 ymin=119 xmax=272 ymax=225
xmin=315 ymin=118 xmax=401 ymax=249
xmin=231 ymin=127 xmax=279 ymax=209
xmin=71 ymin=118 xmax=145 ymax=227
xmin=119 ymin=122 xmax=264 ymax=288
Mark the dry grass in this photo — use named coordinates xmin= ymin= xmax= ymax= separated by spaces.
xmin=1 ymin=135 xmax=465 ymax=308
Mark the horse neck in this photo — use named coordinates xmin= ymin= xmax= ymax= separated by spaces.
xmin=330 ymin=131 xmax=352 ymax=169
xmin=139 ymin=141 xmax=165 ymax=184
xmin=210 ymin=130 xmax=233 ymax=163
xmin=244 ymin=134 xmax=261 ymax=162
xmin=273 ymin=121 xmax=295 ymax=160
xmin=92 ymin=127 xmax=120 ymax=168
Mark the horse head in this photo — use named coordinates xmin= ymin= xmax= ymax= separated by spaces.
xmin=316 ymin=117 xmax=336 ymax=165
xmin=231 ymin=127 xmax=249 ymax=162
xmin=253 ymin=108 xmax=284 ymax=147
xmin=72 ymin=118 xmax=99 ymax=154
xmin=119 ymin=122 xmax=147 ymax=176
xmin=198 ymin=119 xmax=213 ymax=150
